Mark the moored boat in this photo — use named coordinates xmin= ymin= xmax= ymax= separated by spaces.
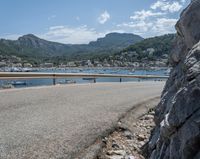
xmin=11 ymin=81 xmax=27 ymax=86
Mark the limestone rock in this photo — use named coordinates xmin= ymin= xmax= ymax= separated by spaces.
xmin=123 ymin=130 xmax=134 ymax=140
xmin=138 ymin=134 xmax=146 ymax=141
xmin=148 ymin=0 xmax=200 ymax=158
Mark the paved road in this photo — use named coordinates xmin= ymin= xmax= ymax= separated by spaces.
xmin=0 ymin=82 xmax=164 ymax=159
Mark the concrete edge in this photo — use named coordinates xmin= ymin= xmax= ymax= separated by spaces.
xmin=0 ymin=81 xmax=164 ymax=92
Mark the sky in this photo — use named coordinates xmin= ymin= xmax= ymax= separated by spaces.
xmin=0 ymin=0 xmax=190 ymax=44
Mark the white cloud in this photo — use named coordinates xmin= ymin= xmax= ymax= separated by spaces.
xmin=180 ymin=0 xmax=186 ymax=3
xmin=130 ymin=10 xmax=165 ymax=20
xmin=98 ymin=11 xmax=110 ymax=24
xmin=0 ymin=33 xmax=22 ymax=40
xmin=40 ymin=25 xmax=127 ymax=44
xmin=40 ymin=25 xmax=105 ymax=44
xmin=48 ymin=15 xmax=56 ymax=21
xmin=117 ymin=17 xmax=177 ymax=37
xmin=152 ymin=18 xmax=178 ymax=34
xmin=118 ymin=21 xmax=153 ymax=33
xmin=1 ymin=0 xmax=184 ymax=43
xmin=115 ymin=0 xmax=184 ymax=37
xmin=0 ymin=26 xmax=126 ymax=44
xmin=151 ymin=0 xmax=183 ymax=13
xmin=49 ymin=26 xmax=65 ymax=30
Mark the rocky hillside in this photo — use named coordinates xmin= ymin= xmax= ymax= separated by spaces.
xmin=89 ymin=33 xmax=143 ymax=50
xmin=112 ymin=34 xmax=176 ymax=62
xmin=148 ymin=0 xmax=200 ymax=158
xmin=0 ymin=33 xmax=143 ymax=60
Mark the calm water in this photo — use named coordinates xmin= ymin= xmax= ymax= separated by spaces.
xmin=0 ymin=68 xmax=168 ymax=88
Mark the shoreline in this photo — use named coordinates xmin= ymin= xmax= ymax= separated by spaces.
xmin=0 ymin=66 xmax=169 ymax=72
xmin=35 ymin=66 xmax=169 ymax=71
xmin=0 ymin=81 xmax=165 ymax=92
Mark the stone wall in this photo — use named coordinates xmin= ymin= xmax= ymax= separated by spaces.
xmin=148 ymin=0 xmax=200 ymax=158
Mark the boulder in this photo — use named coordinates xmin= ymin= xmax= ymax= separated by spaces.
xmin=148 ymin=0 xmax=200 ymax=158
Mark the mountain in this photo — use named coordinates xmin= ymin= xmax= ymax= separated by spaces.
xmin=0 ymin=33 xmax=143 ymax=63
xmin=110 ymin=34 xmax=176 ymax=62
xmin=0 ymin=34 xmax=63 ymax=59
xmin=89 ymin=33 xmax=143 ymax=49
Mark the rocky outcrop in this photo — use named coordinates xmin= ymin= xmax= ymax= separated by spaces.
xmin=148 ymin=0 xmax=200 ymax=158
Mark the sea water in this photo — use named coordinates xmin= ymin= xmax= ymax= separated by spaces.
xmin=0 ymin=68 xmax=168 ymax=88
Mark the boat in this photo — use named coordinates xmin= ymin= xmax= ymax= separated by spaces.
xmin=1 ymin=84 xmax=14 ymax=89
xmin=82 ymin=78 xmax=96 ymax=80
xmin=22 ymin=68 xmax=33 ymax=72
xmin=10 ymin=67 xmax=22 ymax=72
xmin=131 ymin=68 xmax=135 ymax=72
xmin=65 ymin=80 xmax=76 ymax=84
xmin=11 ymin=81 xmax=27 ymax=86
xmin=57 ymin=80 xmax=76 ymax=84
xmin=128 ymin=68 xmax=135 ymax=75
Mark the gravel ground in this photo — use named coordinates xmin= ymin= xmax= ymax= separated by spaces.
xmin=97 ymin=99 xmax=158 ymax=159
xmin=0 ymin=82 xmax=164 ymax=159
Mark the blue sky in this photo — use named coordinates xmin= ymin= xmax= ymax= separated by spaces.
xmin=0 ymin=0 xmax=190 ymax=44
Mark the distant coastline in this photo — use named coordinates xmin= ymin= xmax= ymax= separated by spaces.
xmin=0 ymin=66 xmax=169 ymax=73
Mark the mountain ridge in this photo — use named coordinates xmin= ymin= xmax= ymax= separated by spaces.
xmin=0 ymin=32 xmax=143 ymax=60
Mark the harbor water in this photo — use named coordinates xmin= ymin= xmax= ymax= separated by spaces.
xmin=0 ymin=68 xmax=169 ymax=88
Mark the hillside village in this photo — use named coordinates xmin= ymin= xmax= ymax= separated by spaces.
xmin=0 ymin=53 xmax=168 ymax=71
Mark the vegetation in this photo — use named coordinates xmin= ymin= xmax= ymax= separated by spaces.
xmin=0 ymin=33 xmax=176 ymax=67
xmin=0 ymin=33 xmax=143 ymax=65
xmin=88 ymin=34 xmax=176 ymax=63
xmin=116 ymin=34 xmax=176 ymax=60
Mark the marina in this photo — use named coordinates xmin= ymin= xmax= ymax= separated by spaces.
xmin=0 ymin=67 xmax=169 ymax=89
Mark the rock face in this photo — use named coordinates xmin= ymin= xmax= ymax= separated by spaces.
xmin=148 ymin=0 xmax=200 ymax=158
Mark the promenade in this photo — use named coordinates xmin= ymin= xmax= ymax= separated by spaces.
xmin=0 ymin=82 xmax=164 ymax=158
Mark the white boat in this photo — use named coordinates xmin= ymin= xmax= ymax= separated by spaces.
xmin=11 ymin=81 xmax=27 ymax=86
xmin=10 ymin=67 xmax=22 ymax=72
xmin=82 ymin=78 xmax=95 ymax=80
xmin=22 ymin=68 xmax=33 ymax=72
xmin=1 ymin=84 xmax=14 ymax=89
xmin=65 ymin=80 xmax=76 ymax=84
